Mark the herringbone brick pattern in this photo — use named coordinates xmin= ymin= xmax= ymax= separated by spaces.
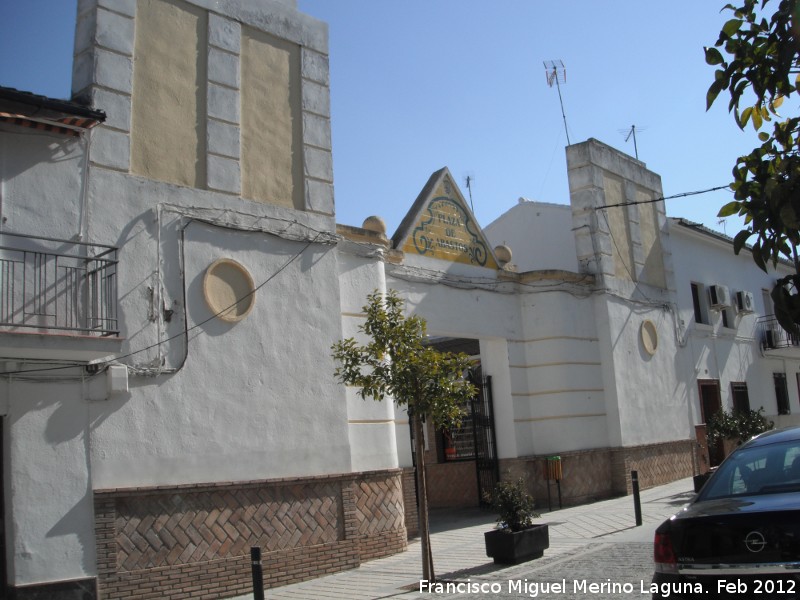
xmin=425 ymin=460 xmax=479 ymax=508
xmin=114 ymin=482 xmax=342 ymax=571
xmin=353 ymin=475 xmax=404 ymax=536
xmin=622 ymin=440 xmax=694 ymax=492
xmin=500 ymin=440 xmax=694 ymax=508
xmin=401 ymin=468 xmax=419 ymax=538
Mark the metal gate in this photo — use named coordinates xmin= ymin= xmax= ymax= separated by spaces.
xmin=470 ymin=371 xmax=499 ymax=507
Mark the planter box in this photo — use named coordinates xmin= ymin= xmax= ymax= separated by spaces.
xmin=484 ymin=524 xmax=549 ymax=564
xmin=693 ymin=472 xmax=710 ymax=493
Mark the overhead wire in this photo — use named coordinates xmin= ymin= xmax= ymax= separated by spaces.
xmin=0 ymin=235 xmax=320 ymax=377
xmin=0 ymin=182 xmax=735 ymax=377
xmin=596 ymin=185 xmax=731 ymax=210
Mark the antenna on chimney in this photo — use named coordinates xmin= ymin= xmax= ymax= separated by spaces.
xmin=544 ymin=60 xmax=570 ymax=145
xmin=619 ymin=125 xmax=646 ymax=160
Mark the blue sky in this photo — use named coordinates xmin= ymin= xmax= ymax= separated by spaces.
xmin=1 ymin=0 xmax=756 ymax=238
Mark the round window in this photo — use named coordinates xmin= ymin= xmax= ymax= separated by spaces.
xmin=203 ymin=258 xmax=256 ymax=322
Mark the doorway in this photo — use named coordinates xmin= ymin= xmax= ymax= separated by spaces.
xmin=420 ymin=338 xmax=499 ymax=509
xmin=698 ymin=380 xmax=724 ymax=467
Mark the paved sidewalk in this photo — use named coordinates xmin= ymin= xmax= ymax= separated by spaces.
xmin=233 ymin=477 xmax=695 ymax=600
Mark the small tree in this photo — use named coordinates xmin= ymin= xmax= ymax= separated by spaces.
xmin=707 ymin=407 xmax=774 ymax=445
xmin=331 ymin=290 xmax=475 ymax=582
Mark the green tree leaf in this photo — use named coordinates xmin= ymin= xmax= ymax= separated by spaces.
xmin=704 ymin=46 xmax=725 ymax=65
xmin=722 ymin=18 xmax=744 ymax=37
xmin=707 ymin=79 xmax=724 ymax=111
xmin=718 ymin=200 xmax=742 ymax=217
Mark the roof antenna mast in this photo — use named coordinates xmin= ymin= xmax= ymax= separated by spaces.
xmin=544 ymin=60 xmax=570 ymax=145
xmin=464 ymin=173 xmax=475 ymax=212
xmin=624 ymin=125 xmax=640 ymax=160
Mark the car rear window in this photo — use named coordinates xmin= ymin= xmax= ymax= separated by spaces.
xmin=700 ymin=438 xmax=800 ymax=500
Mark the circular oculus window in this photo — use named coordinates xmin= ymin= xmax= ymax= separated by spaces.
xmin=203 ymin=258 xmax=255 ymax=322
xmin=641 ymin=319 xmax=658 ymax=356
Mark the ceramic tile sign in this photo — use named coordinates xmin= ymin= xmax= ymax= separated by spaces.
xmin=402 ymin=178 xmax=497 ymax=269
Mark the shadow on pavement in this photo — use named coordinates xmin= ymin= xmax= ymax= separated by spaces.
xmin=665 ymin=491 xmax=696 ymax=506
xmin=428 ymin=507 xmax=496 ymax=534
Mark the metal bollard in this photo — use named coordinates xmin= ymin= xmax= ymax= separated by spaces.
xmin=631 ymin=470 xmax=642 ymax=527
xmin=251 ymin=546 xmax=265 ymax=600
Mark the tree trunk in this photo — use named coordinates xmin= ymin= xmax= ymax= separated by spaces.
xmin=413 ymin=414 xmax=435 ymax=582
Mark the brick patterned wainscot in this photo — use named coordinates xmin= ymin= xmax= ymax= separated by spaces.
xmin=94 ymin=469 xmax=407 ymax=600
xmin=500 ymin=439 xmax=694 ymax=509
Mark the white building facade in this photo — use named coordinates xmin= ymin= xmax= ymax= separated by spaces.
xmin=0 ymin=1 xmax=798 ymax=599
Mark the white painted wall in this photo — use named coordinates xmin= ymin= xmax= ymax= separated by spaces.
xmin=82 ymin=170 xmax=351 ymax=489
xmin=598 ymin=295 xmax=689 ymax=446
xmin=0 ymin=125 xmax=87 ymax=239
xmin=484 ymin=200 xmax=579 ymax=273
xmin=511 ymin=289 xmax=607 ymax=455
xmin=336 ymin=248 xmax=402 ymax=472
xmin=3 ymin=374 xmax=106 ymax=584
xmin=479 ymin=338 xmax=516 ymax=458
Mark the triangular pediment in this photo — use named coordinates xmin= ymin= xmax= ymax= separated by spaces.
xmin=392 ymin=168 xmax=498 ymax=269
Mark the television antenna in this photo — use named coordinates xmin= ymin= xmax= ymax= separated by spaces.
xmin=544 ymin=60 xmax=570 ymax=145
xmin=463 ymin=173 xmax=475 ymax=212
xmin=619 ymin=125 xmax=646 ymax=160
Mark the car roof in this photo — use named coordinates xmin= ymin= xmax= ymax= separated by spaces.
xmin=741 ymin=425 xmax=800 ymax=449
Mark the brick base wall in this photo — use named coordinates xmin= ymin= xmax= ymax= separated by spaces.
xmin=425 ymin=460 xmax=478 ymax=508
xmin=401 ymin=468 xmax=419 ymax=539
xmin=499 ymin=439 xmax=694 ymax=509
xmin=611 ymin=439 xmax=695 ymax=495
xmin=94 ymin=469 xmax=407 ymax=600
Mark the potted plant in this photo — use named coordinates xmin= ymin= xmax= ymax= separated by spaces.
xmin=484 ymin=478 xmax=549 ymax=564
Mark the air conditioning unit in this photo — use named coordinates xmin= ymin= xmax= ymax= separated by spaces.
xmin=736 ymin=290 xmax=755 ymax=313
xmin=708 ymin=284 xmax=730 ymax=308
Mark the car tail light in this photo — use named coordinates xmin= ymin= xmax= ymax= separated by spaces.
xmin=654 ymin=532 xmax=678 ymax=574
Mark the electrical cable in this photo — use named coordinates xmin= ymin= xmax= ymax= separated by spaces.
xmin=596 ymin=185 xmax=730 ymax=210
xmin=0 ymin=235 xmax=320 ymax=377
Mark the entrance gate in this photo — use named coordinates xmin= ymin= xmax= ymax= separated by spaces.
xmin=470 ymin=371 xmax=499 ymax=507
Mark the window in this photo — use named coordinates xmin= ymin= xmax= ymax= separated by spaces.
xmin=796 ymin=373 xmax=800 ymax=404
xmin=731 ymin=382 xmax=750 ymax=413
xmin=439 ymin=415 xmax=475 ymax=462
xmin=774 ymin=373 xmax=791 ymax=415
xmin=762 ymin=288 xmax=774 ymax=316
xmin=691 ymin=283 xmax=709 ymax=325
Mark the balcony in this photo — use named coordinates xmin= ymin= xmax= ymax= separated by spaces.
xmin=758 ymin=316 xmax=800 ymax=359
xmin=0 ymin=232 xmax=122 ymax=361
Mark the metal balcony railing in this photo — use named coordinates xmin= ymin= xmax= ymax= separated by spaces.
xmin=758 ymin=316 xmax=800 ymax=351
xmin=0 ymin=232 xmax=118 ymax=337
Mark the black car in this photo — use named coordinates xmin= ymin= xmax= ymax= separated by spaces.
xmin=652 ymin=426 xmax=800 ymax=599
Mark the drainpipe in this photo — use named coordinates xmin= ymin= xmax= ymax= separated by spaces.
xmin=77 ymin=130 xmax=93 ymax=242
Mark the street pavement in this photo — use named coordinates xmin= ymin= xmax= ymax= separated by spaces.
xmin=233 ymin=477 xmax=695 ymax=600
